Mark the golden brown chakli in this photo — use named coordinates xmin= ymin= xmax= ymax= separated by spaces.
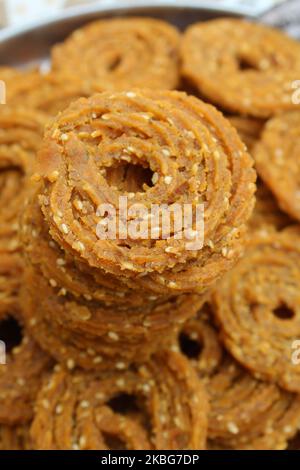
xmin=30 ymin=351 xmax=208 ymax=450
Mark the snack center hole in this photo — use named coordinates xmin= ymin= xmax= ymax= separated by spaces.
xmin=108 ymin=55 xmax=122 ymax=72
xmin=0 ymin=317 xmax=23 ymax=353
xmin=179 ymin=332 xmax=203 ymax=359
xmin=102 ymin=433 xmax=127 ymax=450
xmin=108 ymin=392 xmax=140 ymax=416
xmin=237 ymin=55 xmax=258 ymax=71
xmin=106 ymin=162 xmax=154 ymax=193
xmin=273 ymin=303 xmax=295 ymax=320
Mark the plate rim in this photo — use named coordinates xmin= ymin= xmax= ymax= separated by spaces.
xmin=0 ymin=1 xmax=248 ymax=43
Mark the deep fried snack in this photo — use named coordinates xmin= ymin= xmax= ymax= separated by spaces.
xmin=212 ymin=226 xmax=300 ymax=393
xmin=228 ymin=116 xmax=265 ymax=152
xmin=248 ymin=181 xmax=292 ymax=231
xmin=30 ymin=351 xmax=209 ymax=450
xmin=0 ymin=106 xmax=45 ymax=319
xmin=21 ymin=261 xmax=203 ymax=371
xmin=176 ymin=310 xmax=300 ymax=450
xmin=0 ymin=424 xmax=30 ymax=450
xmin=181 ymin=19 xmax=300 ymax=117
xmin=51 ymin=18 xmax=180 ymax=91
xmin=254 ymin=111 xmax=300 ymax=222
xmin=0 ymin=327 xmax=53 ymax=425
xmin=0 ymin=106 xmax=45 ymax=241
xmin=8 ymin=69 xmax=100 ymax=116
xmin=35 ymin=90 xmax=256 ymax=296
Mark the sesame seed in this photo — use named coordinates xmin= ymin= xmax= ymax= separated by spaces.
xmin=55 ymin=404 xmax=63 ymax=415
xmin=174 ymin=417 xmax=182 ymax=428
xmin=56 ymin=258 xmax=66 ymax=267
xmin=152 ymin=172 xmax=159 ymax=184
xmin=78 ymin=132 xmax=89 ymax=139
xmin=116 ymin=362 xmax=126 ymax=370
xmin=168 ymin=281 xmax=177 ymax=289
xmin=164 ymin=176 xmax=172 ymax=185
xmin=79 ymin=436 xmax=87 ymax=449
xmin=162 ymin=148 xmax=171 ymax=157
xmin=17 ymin=378 xmax=25 ymax=386
xmin=54 ymin=215 xmax=61 ymax=225
xmin=67 ymin=359 xmax=75 ymax=370
xmin=126 ymin=92 xmax=136 ymax=98
xmin=116 ymin=378 xmax=125 ymax=388
xmin=122 ymin=262 xmax=135 ymax=271
xmin=101 ymin=114 xmax=110 ymax=120
xmin=60 ymin=133 xmax=69 ymax=142
xmin=91 ymin=113 xmax=97 ymax=119
xmin=121 ymin=155 xmax=131 ymax=162
xmin=31 ymin=173 xmax=41 ymax=182
xmin=42 ymin=399 xmax=50 ymax=409
xmin=61 ymin=224 xmax=69 ymax=234
xmin=58 ymin=288 xmax=67 ymax=296
xmin=142 ymin=383 xmax=151 ymax=393
xmin=108 ymin=331 xmax=119 ymax=341
xmin=29 ymin=318 xmax=37 ymax=326
xmin=208 ymin=240 xmax=214 ymax=249
xmin=185 ymin=130 xmax=195 ymax=139
xmin=80 ymin=400 xmax=90 ymax=409
xmin=73 ymin=241 xmax=85 ymax=252
xmin=49 ymin=279 xmax=57 ymax=288
xmin=91 ymin=130 xmax=101 ymax=138
xmin=191 ymin=163 xmax=198 ymax=175
xmin=227 ymin=422 xmax=239 ymax=434
xmin=283 ymin=425 xmax=292 ymax=434
xmin=222 ymin=247 xmax=228 ymax=257
xmin=48 ymin=170 xmax=59 ymax=183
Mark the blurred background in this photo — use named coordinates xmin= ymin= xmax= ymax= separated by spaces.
xmin=0 ymin=0 xmax=288 ymax=28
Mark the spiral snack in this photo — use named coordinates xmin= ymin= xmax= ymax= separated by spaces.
xmin=0 ymin=106 xmax=45 ymax=244
xmin=181 ymin=19 xmax=300 ymax=118
xmin=35 ymin=90 xmax=256 ymax=296
xmin=254 ymin=111 xmax=300 ymax=222
xmin=8 ymin=69 xmax=100 ymax=117
xmin=176 ymin=310 xmax=300 ymax=450
xmin=21 ymin=261 xmax=203 ymax=371
xmin=0 ymin=324 xmax=53 ymax=425
xmin=51 ymin=18 xmax=180 ymax=91
xmin=30 ymin=351 xmax=209 ymax=450
xmin=212 ymin=226 xmax=300 ymax=393
xmin=0 ymin=107 xmax=45 ymax=320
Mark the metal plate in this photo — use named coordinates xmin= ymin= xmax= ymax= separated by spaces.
xmin=0 ymin=1 xmax=243 ymax=69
